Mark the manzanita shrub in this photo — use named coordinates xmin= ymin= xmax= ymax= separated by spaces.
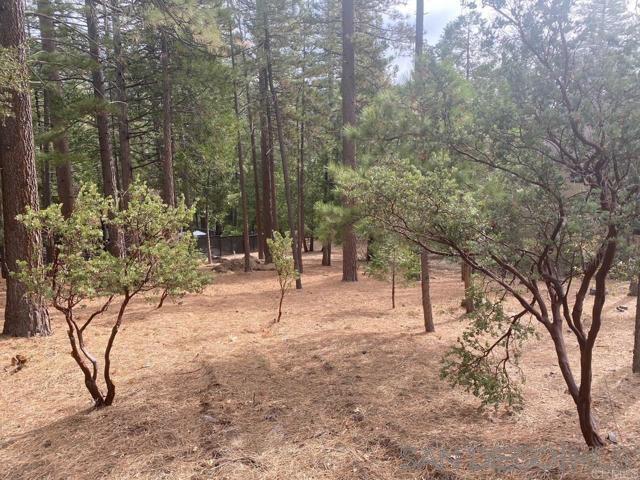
xmin=267 ymin=232 xmax=298 ymax=323
xmin=16 ymin=182 xmax=207 ymax=408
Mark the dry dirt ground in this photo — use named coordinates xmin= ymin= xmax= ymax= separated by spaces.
xmin=1 ymin=250 xmax=639 ymax=480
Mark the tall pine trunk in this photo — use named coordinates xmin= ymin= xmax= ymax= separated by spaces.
xmin=633 ymin=272 xmax=640 ymax=374
xmin=160 ymin=31 xmax=175 ymax=207
xmin=258 ymin=69 xmax=274 ymax=263
xmin=85 ymin=0 xmax=122 ymax=255
xmin=0 ymin=0 xmax=51 ymax=336
xmin=230 ymin=27 xmax=252 ymax=272
xmin=421 ymin=250 xmax=435 ymax=332
xmin=112 ymin=0 xmax=132 ymax=206
xmin=462 ymin=262 xmax=474 ymax=313
xmin=245 ymin=66 xmax=264 ymax=260
xmin=36 ymin=0 xmax=74 ymax=217
xmin=297 ymin=23 xmax=307 ymax=270
xmin=416 ymin=0 xmax=424 ymax=62
xmin=263 ymin=9 xmax=302 ymax=289
xmin=341 ymin=0 xmax=358 ymax=281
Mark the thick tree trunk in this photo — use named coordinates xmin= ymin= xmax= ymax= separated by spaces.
xmin=548 ymin=307 xmax=605 ymax=448
xmin=258 ymin=69 xmax=273 ymax=263
xmin=36 ymin=0 xmax=74 ymax=217
xmin=112 ymin=0 xmax=132 ymax=206
xmin=85 ymin=0 xmax=122 ymax=256
xmin=341 ymin=0 xmax=358 ymax=282
xmin=421 ymin=250 xmax=435 ymax=332
xmin=230 ymin=28 xmax=252 ymax=273
xmin=633 ymin=272 xmax=640 ymax=373
xmin=160 ymin=31 xmax=175 ymax=207
xmin=0 ymin=0 xmax=51 ymax=337
xmin=322 ymin=242 xmax=332 ymax=266
xmin=264 ymin=18 xmax=302 ymax=289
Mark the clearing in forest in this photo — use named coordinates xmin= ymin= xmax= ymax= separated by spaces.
xmin=1 ymin=251 xmax=639 ymax=480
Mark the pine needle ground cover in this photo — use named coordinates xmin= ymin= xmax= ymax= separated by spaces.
xmin=1 ymin=251 xmax=639 ymax=480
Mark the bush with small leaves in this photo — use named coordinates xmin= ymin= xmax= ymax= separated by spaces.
xmin=16 ymin=182 xmax=208 ymax=408
xmin=365 ymin=235 xmax=419 ymax=309
xmin=266 ymin=232 xmax=298 ymax=323
xmin=440 ymin=287 xmax=538 ymax=410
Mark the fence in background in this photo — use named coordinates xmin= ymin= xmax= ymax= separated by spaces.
xmin=196 ymin=233 xmax=259 ymax=257
xmin=196 ymin=233 xmax=315 ymax=257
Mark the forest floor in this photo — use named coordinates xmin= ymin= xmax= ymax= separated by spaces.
xmin=1 ymin=250 xmax=639 ymax=480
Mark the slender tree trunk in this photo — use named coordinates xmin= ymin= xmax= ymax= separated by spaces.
xmin=112 ymin=0 xmax=131 ymax=206
xmin=0 ymin=0 xmax=51 ymax=336
xmin=246 ymin=75 xmax=264 ymax=260
xmin=85 ymin=0 xmax=122 ymax=256
xmin=633 ymin=272 xmax=640 ymax=374
xmin=341 ymin=0 xmax=358 ymax=282
xmin=249 ymin=113 xmax=264 ymax=260
xmin=416 ymin=0 xmax=424 ymax=63
xmin=38 ymin=89 xmax=54 ymax=262
xmin=104 ymin=294 xmax=131 ymax=406
xmin=421 ymin=250 xmax=435 ymax=332
xmin=266 ymin=86 xmax=278 ymax=232
xmin=263 ymin=8 xmax=302 ymax=289
xmin=258 ymin=69 xmax=273 ymax=263
xmin=36 ymin=87 xmax=52 ymax=208
xmin=237 ymin=26 xmax=265 ymax=260
xmin=391 ymin=263 xmax=396 ymax=309
xmin=36 ymin=0 xmax=74 ymax=217
xmin=230 ymin=27 xmax=251 ymax=272
xmin=205 ymin=205 xmax=213 ymax=264
xmin=297 ymin=28 xmax=307 ymax=272
xmin=160 ymin=31 xmax=175 ymax=207
xmin=462 ymin=261 xmax=474 ymax=313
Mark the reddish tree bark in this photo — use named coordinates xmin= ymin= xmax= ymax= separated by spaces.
xmin=0 ymin=0 xmax=51 ymax=336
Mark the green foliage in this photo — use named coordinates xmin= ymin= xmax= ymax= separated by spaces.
xmin=266 ymin=231 xmax=298 ymax=322
xmin=365 ymin=235 xmax=419 ymax=284
xmin=17 ymin=182 xmax=207 ymax=304
xmin=440 ymin=288 xmax=537 ymax=410
xmin=15 ymin=181 xmax=208 ymax=406
xmin=313 ymin=201 xmax=352 ymax=245
xmin=0 ymin=46 xmax=28 ymax=118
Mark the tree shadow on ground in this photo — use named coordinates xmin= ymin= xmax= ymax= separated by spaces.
xmin=2 ymin=330 xmax=638 ymax=480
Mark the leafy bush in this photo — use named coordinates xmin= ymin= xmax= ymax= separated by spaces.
xmin=266 ymin=231 xmax=298 ymax=323
xmin=16 ymin=182 xmax=208 ymax=408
